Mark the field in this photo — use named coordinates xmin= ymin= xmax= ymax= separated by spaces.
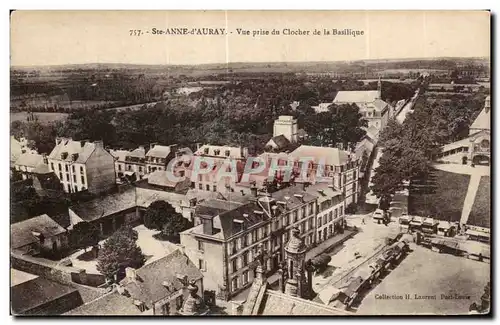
xmin=468 ymin=176 xmax=491 ymax=228
xmin=408 ymin=169 xmax=470 ymax=222
xmin=10 ymin=112 xmax=69 ymax=124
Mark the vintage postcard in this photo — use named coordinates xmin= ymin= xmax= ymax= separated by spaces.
xmin=10 ymin=10 xmax=491 ymax=316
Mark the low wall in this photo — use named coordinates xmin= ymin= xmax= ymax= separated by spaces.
xmin=11 ymin=252 xmax=105 ymax=287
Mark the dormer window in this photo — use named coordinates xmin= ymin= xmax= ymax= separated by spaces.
xmin=204 ymin=148 xmax=209 ymax=155
xmin=214 ymin=149 xmax=220 ymax=156
xmin=225 ymin=150 xmax=230 ymax=157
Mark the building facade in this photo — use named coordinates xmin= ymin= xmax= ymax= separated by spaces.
xmin=181 ymin=183 xmax=344 ymax=301
xmin=48 ymin=138 xmax=116 ymax=194
xmin=273 ymin=116 xmax=298 ymax=143
xmin=145 ymin=144 xmax=178 ymax=173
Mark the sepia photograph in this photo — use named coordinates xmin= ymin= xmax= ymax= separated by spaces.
xmin=9 ymin=10 xmax=491 ymax=316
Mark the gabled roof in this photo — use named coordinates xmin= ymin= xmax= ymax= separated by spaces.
xmin=129 ymin=147 xmax=146 ymax=159
xmin=11 ymin=277 xmax=80 ymax=315
xmin=289 ymin=145 xmax=352 ymax=166
xmin=195 ymin=144 xmax=245 ymax=159
xmin=333 ymin=90 xmax=379 ymax=104
xmin=147 ymin=170 xmax=186 ymax=188
xmin=14 ymin=152 xmax=43 ymax=168
xmin=48 ymin=138 xmax=97 ymax=163
xmin=217 ymin=202 xmax=270 ymax=240
xmin=146 ymin=145 xmax=173 ymax=158
xmin=268 ymin=135 xmax=291 ymax=149
xmin=120 ymin=249 xmax=203 ymax=308
xmin=11 ymin=214 xmax=66 ymax=249
xmin=109 ymin=149 xmax=130 ymax=162
xmin=69 ymin=189 xmax=136 ymax=222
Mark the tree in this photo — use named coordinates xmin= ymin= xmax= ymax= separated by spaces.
xmin=311 ymin=254 xmax=332 ymax=272
xmin=144 ymin=200 xmax=193 ymax=242
xmin=96 ymin=226 xmax=145 ymax=281
xmin=70 ymin=222 xmax=100 ymax=251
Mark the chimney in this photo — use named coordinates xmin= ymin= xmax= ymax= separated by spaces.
xmin=250 ymin=184 xmax=258 ymax=197
xmin=94 ymin=140 xmax=104 ymax=149
xmin=201 ymin=215 xmax=214 ymax=235
xmin=125 ymin=267 xmax=137 ymax=281
xmin=80 ymin=140 xmax=86 ymax=147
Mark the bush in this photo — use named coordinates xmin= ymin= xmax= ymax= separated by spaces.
xmin=345 ymin=202 xmax=358 ymax=214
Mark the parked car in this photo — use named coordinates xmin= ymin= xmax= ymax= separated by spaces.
xmin=373 ymin=209 xmax=386 ymax=224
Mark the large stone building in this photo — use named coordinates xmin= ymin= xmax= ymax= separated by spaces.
xmin=231 ymin=234 xmax=351 ymax=316
xmin=180 ymin=183 xmax=346 ymax=301
xmin=435 ymin=95 xmax=491 ymax=166
xmin=47 ymin=138 xmax=116 ymax=194
xmin=110 ymin=146 xmax=147 ymax=181
xmin=289 ymin=145 xmax=360 ymax=205
xmin=332 ymin=79 xmax=393 ymax=131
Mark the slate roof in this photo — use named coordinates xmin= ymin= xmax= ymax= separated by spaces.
xmin=268 ymin=135 xmax=291 ymax=149
xmin=64 ymin=291 xmax=141 ymax=316
xmin=120 ymin=249 xmax=203 ymax=308
xmin=11 ymin=214 xmax=66 ymax=249
xmin=333 ymin=90 xmax=379 ymax=104
xmin=48 ymin=138 xmax=97 ymax=163
xmin=470 ymin=103 xmax=490 ymax=132
xmin=195 ymin=199 xmax=244 ymax=218
xmin=257 ymin=290 xmax=350 ymax=315
xmin=69 ymin=188 xmax=136 ymax=222
xmin=147 ymin=170 xmax=186 ymax=188
xmin=146 ymin=145 xmax=173 ymax=158
xmin=109 ymin=149 xmax=130 ymax=162
xmin=14 ymin=152 xmax=43 ymax=168
xmin=129 ymin=147 xmax=146 ymax=159
xmin=11 ymin=277 xmax=80 ymax=315
xmin=195 ymin=144 xmax=245 ymax=159
xmin=305 ymin=183 xmax=343 ymax=205
xmin=289 ymin=145 xmax=352 ymax=167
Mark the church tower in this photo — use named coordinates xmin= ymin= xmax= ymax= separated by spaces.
xmin=376 ymin=77 xmax=382 ymax=100
xmin=281 ymin=228 xmax=314 ymax=299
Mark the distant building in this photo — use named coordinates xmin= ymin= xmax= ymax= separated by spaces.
xmin=145 ymin=143 xmax=178 ymax=173
xmin=10 ymin=136 xmax=37 ymax=169
xmin=273 ymin=116 xmax=298 ymax=143
xmin=110 ymin=146 xmax=147 ymax=182
xmin=332 ymin=79 xmax=393 ymax=131
xmin=48 ymin=138 xmax=116 ymax=194
xmin=11 ymin=273 xmax=83 ymax=315
xmin=11 ymin=214 xmax=68 ymax=256
xmin=232 ymin=231 xmax=351 ymax=316
xmin=68 ymin=188 xmax=139 ymax=237
xmin=435 ymin=96 xmax=490 ymax=166
xmin=265 ymin=135 xmax=292 ymax=153
xmin=289 ymin=145 xmax=360 ymax=205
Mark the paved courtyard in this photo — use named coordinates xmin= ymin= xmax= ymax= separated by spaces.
xmin=313 ymin=214 xmax=401 ymax=292
xmin=356 ymin=245 xmax=490 ymax=315
xmin=69 ymin=225 xmax=180 ymax=273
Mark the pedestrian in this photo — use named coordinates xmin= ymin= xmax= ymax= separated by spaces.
xmin=362 ymin=217 xmax=365 ymax=225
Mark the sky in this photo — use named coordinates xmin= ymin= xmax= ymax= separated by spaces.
xmin=10 ymin=10 xmax=491 ymax=66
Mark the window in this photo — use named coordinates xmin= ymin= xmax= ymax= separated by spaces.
xmin=58 ymin=163 xmax=62 ymax=171
xmin=118 ymin=164 xmax=122 ymax=171
xmin=232 ymin=277 xmax=238 ymax=291
xmin=199 ymin=183 xmax=203 ymax=190
xmin=161 ymin=302 xmax=170 ymax=315
xmin=318 ymin=231 xmax=322 ymax=241
xmin=252 ymin=230 xmax=257 ymax=243
xmin=300 ymin=223 xmax=305 ymax=233
xmin=293 ymin=210 xmax=298 ymax=223
xmin=66 ymin=174 xmax=69 ymax=182
xmin=243 ymin=271 xmax=249 ymax=285
xmin=242 ymin=235 xmax=248 ymax=247
xmin=318 ymin=217 xmax=322 ymax=227
xmin=65 ymin=165 xmax=69 ymax=172
xmin=225 ymin=150 xmax=230 ymax=157
xmin=232 ymin=259 xmax=238 ymax=273
xmin=176 ymin=295 xmax=184 ymax=310
xmin=329 ymin=212 xmax=333 ymax=222
xmin=81 ymin=176 xmax=85 ymax=185
xmin=309 ymin=203 xmax=314 ymax=214
xmin=206 ymin=184 xmax=210 ymax=191
xmin=242 ymin=252 xmax=249 ymax=266
xmin=128 ymin=165 xmax=132 ymax=171
xmin=80 ymin=166 xmax=84 ymax=174
xmin=301 ymin=207 xmax=306 ymax=219
xmin=59 ymin=172 xmax=63 ymax=180
xmin=198 ymin=259 xmax=205 ymax=271
xmin=74 ymin=185 xmax=78 ymax=193
xmin=353 ymin=170 xmax=357 ymax=180
xmin=334 ymin=209 xmax=338 ymax=219
xmin=139 ymin=166 xmax=143 ymax=172
xmin=323 ymin=215 xmax=327 ymax=225
xmin=198 ymin=241 xmax=204 ymax=251
xmin=198 ymin=174 xmax=202 ymax=181
xmin=73 ymin=174 xmax=76 ymax=182
xmin=309 ymin=218 xmax=313 ymax=229
xmin=50 ymin=163 xmax=54 ymax=171
xmin=340 ymin=206 xmax=344 ymax=215
xmin=230 ymin=241 xmax=237 ymax=254
xmin=71 ymin=165 xmax=75 ymax=173
xmin=343 ymin=174 xmax=347 ymax=184
xmin=213 ymin=185 xmax=217 ymax=192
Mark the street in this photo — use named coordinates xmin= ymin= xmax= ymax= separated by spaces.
xmin=356 ymin=245 xmax=490 ymax=315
